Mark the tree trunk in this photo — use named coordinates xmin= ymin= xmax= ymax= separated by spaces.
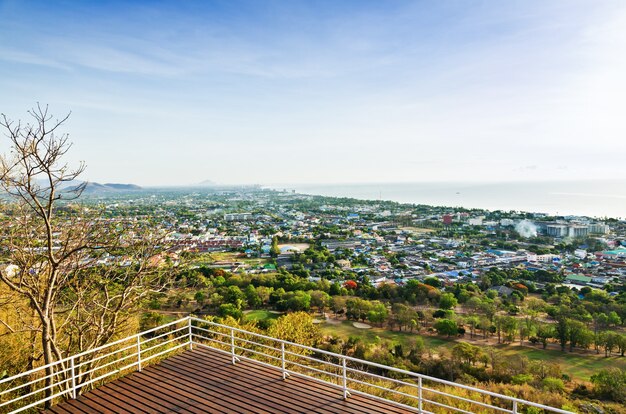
xmin=41 ymin=317 xmax=55 ymax=409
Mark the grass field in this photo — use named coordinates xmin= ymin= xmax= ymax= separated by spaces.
xmin=320 ymin=320 xmax=626 ymax=382
xmin=400 ymin=226 xmax=436 ymax=234
xmin=244 ymin=310 xmax=281 ymax=322
xmin=190 ymin=252 xmax=268 ymax=267
xmin=498 ymin=345 xmax=626 ymax=381
xmin=206 ymin=252 xmax=238 ymax=261
xmin=320 ymin=320 xmax=451 ymax=349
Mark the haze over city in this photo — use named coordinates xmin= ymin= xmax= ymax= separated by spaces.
xmin=1 ymin=0 xmax=625 ymax=186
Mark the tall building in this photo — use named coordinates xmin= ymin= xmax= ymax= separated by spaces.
xmin=546 ymin=224 xmax=568 ymax=237
xmin=568 ymin=225 xmax=588 ymax=238
xmin=589 ymin=223 xmax=609 ymax=234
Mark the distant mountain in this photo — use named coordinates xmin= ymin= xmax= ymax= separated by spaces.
xmin=196 ymin=180 xmax=217 ymax=187
xmin=103 ymin=183 xmax=143 ymax=191
xmin=65 ymin=182 xmax=143 ymax=193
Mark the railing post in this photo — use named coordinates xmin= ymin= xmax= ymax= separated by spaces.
xmin=230 ymin=328 xmax=236 ymax=364
xmin=342 ymin=357 xmax=350 ymax=400
xmin=512 ymin=401 xmax=518 ymax=414
xmin=188 ymin=318 xmax=193 ymax=351
xmin=281 ymin=342 xmax=289 ymax=380
xmin=70 ymin=357 xmax=76 ymax=399
xmin=418 ymin=376 xmax=422 ymax=412
xmin=137 ymin=335 xmax=142 ymax=372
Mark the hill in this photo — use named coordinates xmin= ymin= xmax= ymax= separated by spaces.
xmin=196 ymin=180 xmax=216 ymax=186
xmin=103 ymin=183 xmax=142 ymax=191
xmin=65 ymin=182 xmax=143 ymax=193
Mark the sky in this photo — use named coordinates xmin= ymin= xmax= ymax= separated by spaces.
xmin=1 ymin=0 xmax=625 ymax=186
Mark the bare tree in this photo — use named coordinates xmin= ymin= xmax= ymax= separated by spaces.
xmin=0 ymin=105 xmax=170 ymax=405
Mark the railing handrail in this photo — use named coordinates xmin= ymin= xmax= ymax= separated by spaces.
xmin=0 ymin=316 xmax=188 ymax=387
xmin=1 ymin=315 xmax=574 ymax=414
xmin=188 ymin=317 xmax=573 ymax=414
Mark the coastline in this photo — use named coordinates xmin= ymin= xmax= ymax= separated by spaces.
xmin=270 ymin=180 xmax=626 ymax=219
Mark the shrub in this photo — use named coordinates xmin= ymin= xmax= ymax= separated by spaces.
xmin=433 ymin=309 xmax=447 ymax=318
xmin=541 ymin=377 xmax=565 ymax=393
xmin=591 ymin=368 xmax=626 ymax=402
xmin=511 ymin=374 xmax=534 ymax=385
xmin=218 ymin=303 xmax=243 ymax=319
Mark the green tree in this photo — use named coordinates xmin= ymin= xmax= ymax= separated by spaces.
xmin=567 ymin=319 xmax=590 ymax=352
xmin=194 ymin=290 xmax=206 ymax=304
xmin=493 ymin=315 xmax=506 ymax=343
xmin=346 ymin=298 xmax=371 ymax=321
xmin=245 ymin=285 xmax=262 ymax=309
xmin=608 ymin=311 xmax=622 ymax=327
xmin=366 ymin=302 xmax=389 ymax=326
xmin=554 ymin=315 xmax=569 ymax=351
xmin=536 ymin=324 xmax=554 ymax=349
xmin=270 ymin=236 xmax=281 ymax=258
xmin=329 ymin=282 xmax=342 ymax=296
xmin=452 ymin=342 xmax=483 ymax=366
xmin=256 ymin=286 xmax=273 ymax=307
xmin=310 ymin=290 xmax=331 ymax=315
xmin=502 ymin=316 xmax=518 ymax=343
xmin=391 ymin=303 xmax=419 ymax=332
xmin=594 ymin=313 xmax=609 ymax=335
xmin=225 ymin=285 xmax=247 ymax=309
xmin=616 ymin=334 xmax=626 ymax=357
xmin=518 ymin=316 xmax=535 ymax=345
xmin=277 ymin=290 xmax=311 ymax=312
xmin=439 ymin=293 xmax=458 ymax=310
xmin=423 ymin=277 xmax=441 ymax=288
xmin=218 ymin=303 xmax=243 ymax=319
xmin=330 ymin=296 xmax=346 ymax=317
xmin=464 ymin=296 xmax=483 ymax=314
xmin=601 ymin=331 xmax=620 ymax=357
xmin=434 ymin=319 xmax=458 ymax=337
xmin=465 ymin=316 xmax=480 ymax=339
xmin=268 ymin=312 xmax=320 ymax=347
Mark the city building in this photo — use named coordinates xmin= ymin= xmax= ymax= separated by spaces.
xmin=589 ymin=223 xmax=610 ymax=234
xmin=546 ymin=224 xmax=568 ymax=237
xmin=568 ymin=225 xmax=589 ymax=238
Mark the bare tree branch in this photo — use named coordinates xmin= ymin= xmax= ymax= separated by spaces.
xmin=0 ymin=106 xmax=171 ymax=406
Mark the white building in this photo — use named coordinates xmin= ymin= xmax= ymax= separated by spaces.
xmin=574 ymin=249 xmax=588 ymax=259
xmin=568 ymin=225 xmax=589 ymax=238
xmin=589 ymin=223 xmax=609 ymax=234
xmin=531 ymin=254 xmax=561 ymax=263
xmin=546 ymin=224 xmax=568 ymax=237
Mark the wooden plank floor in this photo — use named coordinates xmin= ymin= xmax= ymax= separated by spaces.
xmin=45 ymin=347 xmax=413 ymax=414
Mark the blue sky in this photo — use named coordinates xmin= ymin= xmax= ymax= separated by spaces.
xmin=1 ymin=0 xmax=625 ymax=186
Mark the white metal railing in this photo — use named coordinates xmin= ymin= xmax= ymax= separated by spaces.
xmin=0 ymin=317 xmax=190 ymax=414
xmin=0 ymin=316 xmax=574 ymax=414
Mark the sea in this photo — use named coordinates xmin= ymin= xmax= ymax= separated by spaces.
xmin=278 ymin=180 xmax=626 ymax=219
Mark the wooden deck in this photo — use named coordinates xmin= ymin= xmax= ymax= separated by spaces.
xmin=45 ymin=347 xmax=413 ymax=414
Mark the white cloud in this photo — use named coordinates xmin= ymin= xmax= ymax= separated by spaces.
xmin=1 ymin=1 xmax=626 ymax=185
